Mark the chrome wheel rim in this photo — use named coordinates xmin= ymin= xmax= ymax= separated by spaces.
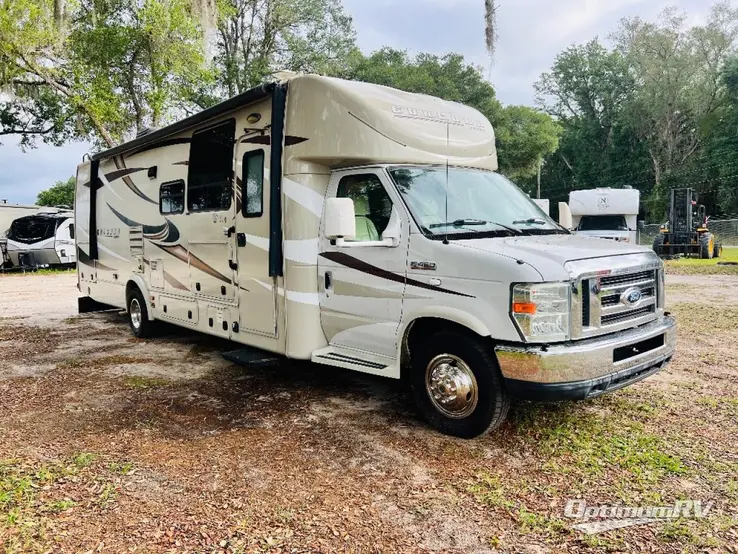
xmin=130 ymin=298 xmax=142 ymax=330
xmin=425 ymin=354 xmax=478 ymax=419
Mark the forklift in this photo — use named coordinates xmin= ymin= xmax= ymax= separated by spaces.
xmin=652 ymin=188 xmax=722 ymax=259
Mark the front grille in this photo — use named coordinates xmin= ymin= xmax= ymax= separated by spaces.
xmin=601 ymin=305 xmax=656 ymax=325
xmin=600 ymin=270 xmax=655 ymax=287
xmin=573 ymin=263 xmax=661 ymax=339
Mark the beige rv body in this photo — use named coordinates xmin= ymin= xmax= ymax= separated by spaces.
xmin=76 ymin=74 xmax=675 ymax=428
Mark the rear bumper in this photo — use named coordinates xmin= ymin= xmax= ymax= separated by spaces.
xmin=495 ymin=316 xmax=676 ymax=401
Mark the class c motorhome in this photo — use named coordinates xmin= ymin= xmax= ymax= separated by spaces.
xmin=563 ymin=188 xmax=640 ymax=244
xmin=75 ymin=74 xmax=676 ymax=437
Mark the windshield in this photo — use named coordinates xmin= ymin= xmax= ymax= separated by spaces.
xmin=7 ymin=216 xmax=58 ymax=244
xmin=388 ymin=166 xmax=563 ymax=237
xmin=577 ymin=215 xmax=628 ymax=232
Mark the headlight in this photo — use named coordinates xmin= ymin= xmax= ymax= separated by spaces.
xmin=511 ymin=282 xmax=571 ymax=342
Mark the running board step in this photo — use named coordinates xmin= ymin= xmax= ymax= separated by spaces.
xmin=311 ymin=346 xmax=394 ymax=376
xmin=222 ymin=347 xmax=281 ymax=368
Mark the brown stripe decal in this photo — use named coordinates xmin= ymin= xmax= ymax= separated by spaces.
xmin=152 ymin=243 xmax=232 ymax=285
xmin=173 ymin=161 xmax=189 ymax=166
xmin=239 ymin=135 xmax=308 ymax=146
xmin=105 ymin=167 xmax=146 ymax=182
xmin=111 ymin=156 xmax=158 ymax=205
xmin=319 ymin=252 xmax=474 ymax=298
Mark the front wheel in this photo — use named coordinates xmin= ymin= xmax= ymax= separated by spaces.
xmin=127 ymin=287 xmax=155 ymax=338
xmin=699 ymin=233 xmax=714 ymax=259
xmin=409 ymin=332 xmax=510 ymax=438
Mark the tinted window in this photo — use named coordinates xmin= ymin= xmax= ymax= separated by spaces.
xmin=69 ymin=223 xmax=75 ymax=240
xmin=337 ymin=174 xmax=393 ymax=241
xmin=187 ymin=119 xmax=235 ymax=212
xmin=7 ymin=216 xmax=57 ymax=245
xmin=242 ymin=150 xmax=264 ymax=217
xmin=160 ymin=180 xmax=185 ymax=215
xmin=578 ymin=215 xmax=628 ymax=231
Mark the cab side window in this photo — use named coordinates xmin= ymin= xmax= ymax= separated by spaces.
xmin=160 ymin=180 xmax=185 ymax=215
xmin=187 ymin=119 xmax=236 ymax=212
xmin=337 ymin=174 xmax=393 ymax=242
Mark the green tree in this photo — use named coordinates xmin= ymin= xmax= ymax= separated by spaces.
xmin=0 ymin=0 xmax=213 ymax=149
xmin=495 ymin=105 xmax=561 ymax=185
xmin=215 ymin=0 xmax=357 ymax=96
xmin=37 ymin=176 xmax=75 ymax=207
xmin=612 ymin=2 xmax=738 ymax=214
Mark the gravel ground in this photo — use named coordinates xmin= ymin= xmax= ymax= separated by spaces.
xmin=1 ymin=272 xmax=737 ymax=553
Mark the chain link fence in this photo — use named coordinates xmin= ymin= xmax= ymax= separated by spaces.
xmin=638 ymin=219 xmax=738 ymax=247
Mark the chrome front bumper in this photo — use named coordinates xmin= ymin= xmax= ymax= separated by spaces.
xmin=495 ymin=316 xmax=676 ymax=400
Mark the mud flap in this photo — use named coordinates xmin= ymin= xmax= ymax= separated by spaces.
xmin=78 ymin=296 xmax=118 ymax=314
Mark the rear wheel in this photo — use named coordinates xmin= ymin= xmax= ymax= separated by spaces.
xmin=699 ymin=234 xmax=714 ymax=259
xmin=127 ymin=287 xmax=155 ymax=338
xmin=409 ymin=332 xmax=510 ymax=438
xmin=714 ymin=241 xmax=722 ymax=259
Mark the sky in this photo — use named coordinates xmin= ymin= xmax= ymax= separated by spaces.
xmin=0 ymin=0 xmax=715 ymax=205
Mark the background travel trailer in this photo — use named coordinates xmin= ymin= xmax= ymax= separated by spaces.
xmin=560 ymin=188 xmax=640 ymax=243
xmin=5 ymin=209 xmax=76 ymax=268
xmin=0 ymin=201 xmax=41 ymax=267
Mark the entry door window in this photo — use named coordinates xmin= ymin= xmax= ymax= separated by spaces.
xmin=336 ymin=174 xmax=393 ymax=242
xmin=187 ymin=119 xmax=236 ymax=212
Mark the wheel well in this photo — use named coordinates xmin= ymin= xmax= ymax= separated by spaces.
xmin=401 ymin=317 xmax=490 ymax=378
xmin=125 ymin=281 xmax=141 ymax=304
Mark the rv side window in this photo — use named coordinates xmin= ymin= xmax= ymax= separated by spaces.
xmin=160 ymin=180 xmax=185 ymax=215
xmin=187 ymin=119 xmax=236 ymax=212
xmin=337 ymin=174 xmax=393 ymax=242
xmin=242 ymin=150 xmax=264 ymax=217
xmin=69 ymin=223 xmax=75 ymax=240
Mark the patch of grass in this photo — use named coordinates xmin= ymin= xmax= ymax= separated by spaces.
xmin=663 ymin=246 xmax=738 ymax=275
xmin=124 ymin=376 xmax=170 ymax=389
xmin=98 ymin=483 xmax=117 ymax=508
xmin=108 ymin=461 xmax=135 ymax=475
xmin=467 ymin=472 xmax=567 ymax=537
xmin=511 ymin=402 xmax=687 ymax=484
xmin=0 ymin=268 xmax=75 ymax=277
xmin=72 ymin=453 xmax=96 ymax=468
xmin=57 ymin=357 xmax=86 ymax=370
xmin=44 ymin=499 xmax=76 ymax=513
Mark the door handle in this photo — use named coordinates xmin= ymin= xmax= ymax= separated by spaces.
xmin=324 ymin=271 xmax=332 ymax=291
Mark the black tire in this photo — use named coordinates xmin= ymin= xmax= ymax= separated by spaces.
xmin=126 ymin=287 xmax=155 ymax=338
xmin=714 ymin=241 xmax=722 ymax=259
xmin=652 ymin=233 xmax=665 ymax=253
xmin=409 ymin=332 xmax=510 ymax=438
xmin=699 ymin=234 xmax=713 ymax=259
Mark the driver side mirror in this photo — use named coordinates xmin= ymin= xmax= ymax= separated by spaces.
xmin=324 ymin=198 xmax=355 ymax=240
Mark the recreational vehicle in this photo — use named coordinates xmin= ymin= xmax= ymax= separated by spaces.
xmin=75 ymin=74 xmax=676 ymax=437
xmin=6 ymin=209 xmax=76 ymax=268
xmin=0 ymin=201 xmax=40 ymax=267
xmin=563 ymin=188 xmax=640 ymax=243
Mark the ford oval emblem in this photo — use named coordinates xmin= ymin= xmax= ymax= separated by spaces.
xmin=621 ymin=287 xmax=643 ymax=307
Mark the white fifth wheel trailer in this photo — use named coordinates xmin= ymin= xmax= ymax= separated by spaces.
xmin=567 ymin=188 xmax=640 ymax=243
xmin=75 ymin=74 xmax=675 ymax=437
xmin=6 ymin=209 xmax=76 ymax=268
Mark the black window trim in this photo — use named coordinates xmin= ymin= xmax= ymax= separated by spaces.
xmin=159 ymin=179 xmax=186 ymax=215
xmin=242 ymin=148 xmax=265 ymax=218
xmin=186 ymin=117 xmax=236 ymax=214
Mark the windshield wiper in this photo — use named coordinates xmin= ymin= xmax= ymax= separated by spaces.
xmin=512 ymin=217 xmax=548 ymax=225
xmin=429 ymin=218 xmax=487 ymax=228
xmin=429 ymin=219 xmax=523 ymax=235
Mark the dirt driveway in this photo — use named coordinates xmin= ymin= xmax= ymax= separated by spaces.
xmin=1 ymin=272 xmax=737 ymax=553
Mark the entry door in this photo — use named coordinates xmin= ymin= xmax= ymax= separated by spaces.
xmin=318 ymin=168 xmax=408 ymax=358
xmin=234 ymin=140 xmax=277 ymax=336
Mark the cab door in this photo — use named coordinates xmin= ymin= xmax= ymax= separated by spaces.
xmin=318 ymin=168 xmax=408 ymax=358
xmin=233 ymin=138 xmax=277 ymax=337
